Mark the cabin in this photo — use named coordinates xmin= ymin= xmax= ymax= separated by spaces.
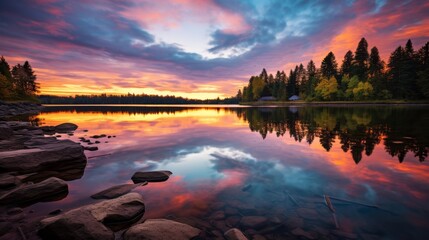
xmin=289 ymin=95 xmax=300 ymax=101
xmin=258 ymin=96 xmax=276 ymax=101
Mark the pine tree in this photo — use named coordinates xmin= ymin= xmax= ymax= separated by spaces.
xmin=321 ymin=52 xmax=338 ymax=79
xmin=0 ymin=56 xmax=12 ymax=79
xmin=23 ymin=61 xmax=38 ymax=95
xmin=259 ymin=68 xmax=268 ymax=83
xmin=354 ymin=38 xmax=369 ymax=80
xmin=388 ymin=46 xmax=409 ymax=99
xmin=416 ymin=41 xmax=429 ymax=98
xmin=287 ymin=67 xmax=298 ymax=97
xmin=369 ymin=46 xmax=383 ymax=77
xmin=341 ymin=50 xmax=354 ymax=76
xmin=0 ymin=56 xmax=13 ymax=99
xmin=307 ymin=60 xmax=316 ymax=78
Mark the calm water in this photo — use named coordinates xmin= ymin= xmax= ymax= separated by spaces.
xmin=29 ymin=105 xmax=429 ymax=239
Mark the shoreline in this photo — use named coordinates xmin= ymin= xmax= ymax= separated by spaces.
xmin=239 ymin=100 xmax=429 ymax=106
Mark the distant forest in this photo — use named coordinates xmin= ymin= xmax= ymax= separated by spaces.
xmin=238 ymin=38 xmax=429 ymax=101
xmin=39 ymin=94 xmax=239 ymax=104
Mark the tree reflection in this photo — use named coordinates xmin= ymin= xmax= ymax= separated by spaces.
xmin=237 ymin=106 xmax=429 ymax=163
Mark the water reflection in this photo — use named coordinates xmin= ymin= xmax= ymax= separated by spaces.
xmin=27 ymin=105 xmax=429 ymax=239
xmin=236 ymin=106 xmax=429 ymax=163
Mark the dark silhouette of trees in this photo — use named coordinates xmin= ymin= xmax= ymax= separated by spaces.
xmin=354 ymin=38 xmax=370 ymax=80
xmin=341 ymin=50 xmax=354 ymax=76
xmin=321 ymin=52 xmax=338 ymax=79
xmin=0 ymin=56 xmax=39 ymax=100
xmin=39 ymin=94 xmax=238 ymax=104
xmin=416 ymin=42 xmax=429 ymax=98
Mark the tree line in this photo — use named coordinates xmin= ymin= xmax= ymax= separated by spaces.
xmin=0 ymin=56 xmax=39 ymax=101
xmin=39 ymin=94 xmax=239 ymax=104
xmin=238 ymin=38 xmax=429 ymax=101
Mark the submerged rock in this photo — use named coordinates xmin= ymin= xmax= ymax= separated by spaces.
xmin=124 ymin=219 xmax=200 ymax=240
xmin=240 ymin=216 xmax=268 ymax=229
xmin=291 ymin=228 xmax=316 ymax=239
xmin=55 ymin=123 xmax=78 ymax=133
xmin=131 ymin=170 xmax=172 ymax=183
xmin=39 ymin=193 xmax=145 ymax=239
xmin=91 ymin=182 xmax=147 ymax=199
xmin=0 ymin=177 xmax=68 ymax=206
xmin=224 ymin=228 xmax=249 ymax=240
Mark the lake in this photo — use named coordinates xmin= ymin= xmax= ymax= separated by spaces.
xmin=29 ymin=105 xmax=429 ymax=239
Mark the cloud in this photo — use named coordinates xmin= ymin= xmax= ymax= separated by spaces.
xmin=0 ymin=0 xmax=428 ymax=98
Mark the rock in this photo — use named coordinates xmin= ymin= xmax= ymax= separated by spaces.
xmin=252 ymin=235 xmax=267 ymax=240
xmin=0 ymin=174 xmax=19 ymax=189
xmin=7 ymin=207 xmax=23 ymax=215
xmin=291 ymin=228 xmax=316 ymax=239
xmin=39 ymin=193 xmax=145 ymax=239
xmin=0 ymin=124 xmax=13 ymax=140
xmin=331 ymin=230 xmax=358 ymax=239
xmin=131 ymin=170 xmax=172 ymax=183
xmin=224 ymin=228 xmax=248 ymax=240
xmin=210 ymin=210 xmax=226 ymax=220
xmin=94 ymin=141 xmax=100 ymax=144
xmin=39 ymin=209 xmax=114 ymax=240
xmin=84 ymin=146 xmax=98 ymax=151
xmin=284 ymin=216 xmax=304 ymax=229
xmin=91 ymin=183 xmax=147 ymax=199
xmin=0 ymin=140 xmax=86 ymax=174
xmin=225 ymin=207 xmax=239 ymax=215
xmin=240 ymin=216 xmax=268 ymax=229
xmin=0 ymin=177 xmax=68 ymax=206
xmin=90 ymin=134 xmax=107 ymax=139
xmin=124 ymin=219 xmax=200 ymax=240
xmin=225 ymin=216 xmax=241 ymax=227
xmin=40 ymin=126 xmax=56 ymax=134
xmin=48 ymin=209 xmax=62 ymax=215
xmin=55 ymin=123 xmax=78 ymax=133
xmin=296 ymin=208 xmax=319 ymax=220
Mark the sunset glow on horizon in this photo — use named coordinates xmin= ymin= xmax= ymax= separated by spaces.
xmin=1 ymin=0 xmax=428 ymax=99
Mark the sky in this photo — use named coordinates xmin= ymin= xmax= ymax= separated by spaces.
xmin=1 ymin=0 xmax=428 ymax=99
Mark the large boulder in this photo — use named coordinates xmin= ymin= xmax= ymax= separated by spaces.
xmin=0 ymin=177 xmax=68 ymax=206
xmin=91 ymin=183 xmax=147 ymax=199
xmin=39 ymin=193 xmax=145 ymax=239
xmin=39 ymin=210 xmax=114 ymax=240
xmin=0 ymin=140 xmax=86 ymax=174
xmin=131 ymin=170 xmax=172 ymax=183
xmin=224 ymin=228 xmax=249 ymax=240
xmin=55 ymin=123 xmax=78 ymax=133
xmin=124 ymin=219 xmax=200 ymax=240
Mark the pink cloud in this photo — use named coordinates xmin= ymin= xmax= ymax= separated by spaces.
xmin=120 ymin=0 xmax=250 ymax=34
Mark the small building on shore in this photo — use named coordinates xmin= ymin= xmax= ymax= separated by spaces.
xmin=289 ymin=95 xmax=300 ymax=101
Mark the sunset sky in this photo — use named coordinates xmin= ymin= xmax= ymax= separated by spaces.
xmin=1 ymin=0 xmax=428 ymax=99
